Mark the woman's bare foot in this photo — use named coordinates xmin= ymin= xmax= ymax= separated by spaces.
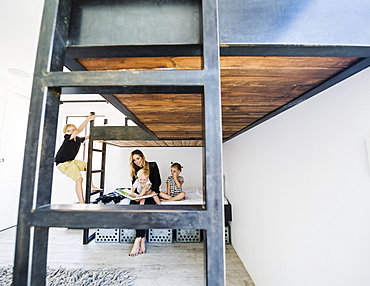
xmin=129 ymin=238 xmax=141 ymax=257
xmin=139 ymin=237 xmax=146 ymax=254
xmin=91 ymin=185 xmax=103 ymax=191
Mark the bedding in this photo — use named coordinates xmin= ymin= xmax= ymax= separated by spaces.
xmin=118 ymin=188 xmax=229 ymax=206
xmin=94 ymin=188 xmax=231 ymax=221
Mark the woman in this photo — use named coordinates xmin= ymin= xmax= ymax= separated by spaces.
xmin=128 ymin=149 xmax=161 ymax=256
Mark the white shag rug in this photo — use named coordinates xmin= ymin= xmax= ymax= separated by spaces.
xmin=0 ymin=265 xmax=135 ymax=286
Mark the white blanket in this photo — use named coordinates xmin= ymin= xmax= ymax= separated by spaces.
xmin=118 ymin=188 xmax=228 ymax=205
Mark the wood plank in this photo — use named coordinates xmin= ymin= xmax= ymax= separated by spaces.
xmin=78 ymin=57 xmax=202 ymax=70
xmin=220 ymin=56 xmax=359 ymax=69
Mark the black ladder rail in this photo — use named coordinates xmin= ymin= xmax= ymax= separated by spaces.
xmin=83 ymin=114 xmax=106 ymax=244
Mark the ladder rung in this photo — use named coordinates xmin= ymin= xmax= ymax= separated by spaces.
xmin=92 ymin=148 xmax=104 ymax=152
xmin=92 ymin=170 xmax=104 ymax=173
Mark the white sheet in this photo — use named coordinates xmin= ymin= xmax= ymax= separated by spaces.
xmin=117 ymin=188 xmax=228 ymax=205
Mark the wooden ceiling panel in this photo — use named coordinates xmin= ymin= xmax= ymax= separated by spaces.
xmin=78 ymin=57 xmax=202 ymax=70
xmin=114 ymin=93 xmax=203 ymax=140
xmin=105 ymin=140 xmax=203 ymax=147
xmin=77 ymin=55 xmax=359 ymax=143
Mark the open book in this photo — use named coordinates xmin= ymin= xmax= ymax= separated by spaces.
xmin=116 ymin=188 xmax=156 ymax=200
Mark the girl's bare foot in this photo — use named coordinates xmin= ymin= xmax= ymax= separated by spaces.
xmin=129 ymin=238 xmax=141 ymax=256
xmin=139 ymin=237 xmax=146 ymax=254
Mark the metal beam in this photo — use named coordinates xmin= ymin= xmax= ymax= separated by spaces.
xmin=90 ymin=126 xmax=157 ymax=140
xmin=220 ymin=44 xmax=370 ymax=58
xmin=62 ymin=85 xmax=203 ymax=94
xmin=65 ymin=44 xmax=370 ymax=59
xmin=43 ymin=70 xmax=205 ymax=87
xmin=66 ymin=44 xmax=202 ymax=58
xmin=31 ymin=205 xmax=207 ymax=229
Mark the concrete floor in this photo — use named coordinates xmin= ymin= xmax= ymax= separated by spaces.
xmin=0 ymin=226 xmax=254 ymax=286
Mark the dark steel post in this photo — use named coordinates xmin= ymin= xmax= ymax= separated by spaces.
xmin=202 ymin=0 xmax=225 ymax=285
xmin=100 ymin=142 xmax=107 ymax=189
xmin=35 ymin=88 xmax=61 ymax=207
xmin=85 ymin=112 xmax=94 ymax=204
xmin=13 ymin=0 xmax=73 ymax=285
xmin=30 ymin=228 xmax=49 ymax=286
xmin=83 ymin=112 xmax=95 ymax=244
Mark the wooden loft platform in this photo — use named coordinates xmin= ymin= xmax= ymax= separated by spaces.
xmin=69 ymin=55 xmax=359 ymax=146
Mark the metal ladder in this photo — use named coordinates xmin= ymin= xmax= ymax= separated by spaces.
xmin=83 ymin=114 xmax=107 ymax=244
xmin=13 ymin=0 xmax=224 ymax=285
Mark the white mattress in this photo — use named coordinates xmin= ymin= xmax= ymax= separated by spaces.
xmin=118 ymin=188 xmax=228 ymax=205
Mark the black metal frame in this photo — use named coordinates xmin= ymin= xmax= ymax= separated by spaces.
xmin=13 ymin=0 xmax=370 ymax=284
xmin=13 ymin=0 xmax=224 ymax=285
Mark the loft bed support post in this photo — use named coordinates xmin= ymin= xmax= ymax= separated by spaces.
xmin=202 ymin=0 xmax=225 ymax=284
xmin=83 ymin=113 xmax=95 ymax=244
xmin=85 ymin=113 xmax=94 ymax=204
xmin=13 ymin=0 xmax=72 ymax=284
xmin=30 ymin=87 xmax=61 ymax=284
xmin=100 ymin=142 xmax=107 ymax=188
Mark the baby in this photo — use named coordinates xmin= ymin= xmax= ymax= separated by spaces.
xmin=130 ymin=169 xmax=160 ymax=205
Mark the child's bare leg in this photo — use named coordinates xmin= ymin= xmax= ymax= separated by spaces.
xmin=153 ymin=194 xmax=161 ymax=205
xmin=75 ymin=177 xmax=85 ymax=204
xmin=159 ymin=192 xmax=172 ymax=201
xmin=83 ymin=166 xmax=102 ymax=191
xmin=168 ymin=192 xmax=186 ymax=201
xmin=129 ymin=237 xmax=141 ymax=256
xmin=91 ymin=183 xmax=102 ymax=191
xmin=139 ymin=198 xmax=146 ymax=205
xmin=139 ymin=237 xmax=146 ymax=254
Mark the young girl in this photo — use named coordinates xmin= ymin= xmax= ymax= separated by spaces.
xmin=160 ymin=162 xmax=185 ymax=201
xmin=130 ymin=169 xmax=161 ymax=205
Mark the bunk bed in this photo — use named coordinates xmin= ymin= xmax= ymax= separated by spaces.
xmin=83 ymin=121 xmax=232 ymax=244
xmin=13 ymin=0 xmax=370 ymax=285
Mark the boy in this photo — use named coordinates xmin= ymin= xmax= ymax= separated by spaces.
xmin=55 ymin=114 xmax=101 ymax=203
xmin=130 ymin=169 xmax=161 ymax=205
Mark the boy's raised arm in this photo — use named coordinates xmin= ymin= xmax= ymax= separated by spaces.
xmin=70 ymin=114 xmax=95 ymax=139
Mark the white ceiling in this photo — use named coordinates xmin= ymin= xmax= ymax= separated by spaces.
xmin=0 ymin=0 xmax=44 ymax=96
xmin=0 ymin=0 xmax=102 ymax=101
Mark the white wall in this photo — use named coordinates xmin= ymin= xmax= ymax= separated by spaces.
xmin=0 ymin=85 xmax=30 ymax=230
xmin=52 ymin=101 xmax=203 ymax=203
xmin=0 ymin=0 xmax=43 ymax=230
xmin=224 ymin=67 xmax=370 ymax=286
xmin=104 ymin=146 xmax=202 ymax=192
